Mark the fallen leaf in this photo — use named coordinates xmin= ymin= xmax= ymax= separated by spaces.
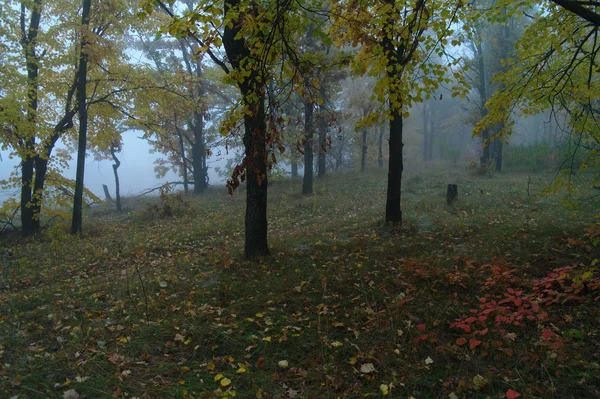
xmin=424 ymin=357 xmax=434 ymax=365
xmin=469 ymin=337 xmax=482 ymax=349
xmin=360 ymin=363 xmax=376 ymax=374
xmin=506 ymin=389 xmax=521 ymax=399
xmin=278 ymin=360 xmax=289 ymax=368
xmin=380 ymin=384 xmax=389 ymax=395
xmin=220 ymin=377 xmax=231 ymax=387
xmin=455 ymin=338 xmax=467 ymax=346
xmin=63 ymin=389 xmax=80 ymax=399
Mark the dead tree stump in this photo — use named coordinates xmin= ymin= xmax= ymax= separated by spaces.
xmin=103 ymin=184 xmax=114 ymax=202
xmin=447 ymin=184 xmax=458 ymax=205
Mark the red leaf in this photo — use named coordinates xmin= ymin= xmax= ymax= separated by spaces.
xmin=416 ymin=324 xmax=426 ymax=331
xmin=469 ymin=337 xmax=482 ymax=349
xmin=455 ymin=337 xmax=467 ymax=346
xmin=506 ymin=389 xmax=521 ymax=399
xmin=542 ymin=329 xmax=555 ymax=340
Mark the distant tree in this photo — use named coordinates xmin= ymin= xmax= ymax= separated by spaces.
xmin=332 ymin=0 xmax=468 ymax=223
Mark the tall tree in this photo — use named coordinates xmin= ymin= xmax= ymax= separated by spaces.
xmin=332 ymin=0 xmax=467 ymax=223
xmin=71 ymin=0 xmax=92 ymax=234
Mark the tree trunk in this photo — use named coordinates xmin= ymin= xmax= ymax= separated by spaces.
xmin=110 ymin=143 xmax=122 ymax=212
xmin=361 ymin=110 xmax=368 ymax=172
xmin=494 ymin=135 xmax=503 ymax=172
xmin=422 ymin=101 xmax=429 ymax=161
xmin=176 ymin=126 xmax=189 ymax=193
xmin=317 ymin=107 xmax=327 ymax=178
xmin=428 ymin=104 xmax=435 ymax=160
xmin=192 ymin=112 xmax=208 ymax=194
xmin=243 ymin=95 xmax=269 ymax=258
xmin=378 ymin=123 xmax=385 ymax=168
xmin=302 ymin=98 xmax=314 ymax=194
xmin=385 ymin=106 xmax=403 ymax=223
xmin=71 ymin=0 xmax=91 ymax=234
xmin=20 ymin=0 xmax=42 ymax=237
xmin=447 ymin=184 xmax=458 ymax=205
xmin=474 ymin=27 xmax=491 ymax=166
xmin=20 ymin=157 xmax=35 ymax=236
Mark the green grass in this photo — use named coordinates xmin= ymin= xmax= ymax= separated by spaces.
xmin=1 ymin=167 xmax=599 ymax=398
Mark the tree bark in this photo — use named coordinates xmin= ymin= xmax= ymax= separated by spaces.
xmin=302 ymin=97 xmax=314 ymax=194
xmin=361 ymin=109 xmax=368 ymax=172
xmin=317 ymin=107 xmax=327 ymax=178
xmin=242 ymin=96 xmax=269 ymax=258
xmin=20 ymin=0 xmax=42 ymax=237
xmin=110 ymin=143 xmax=121 ymax=212
xmin=223 ymin=0 xmax=269 ymax=258
xmin=191 ymin=111 xmax=208 ymax=194
xmin=386 ymin=106 xmax=403 ymax=223
xmin=378 ymin=123 xmax=385 ymax=168
xmin=71 ymin=0 xmax=91 ymax=234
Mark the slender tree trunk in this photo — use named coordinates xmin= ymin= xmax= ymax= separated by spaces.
xmin=386 ymin=106 xmax=403 ymax=223
xmin=361 ymin=109 xmax=368 ymax=172
xmin=243 ymin=94 xmax=269 ymax=258
xmin=317 ymin=107 xmax=327 ymax=177
xmin=192 ymin=112 xmax=208 ymax=194
xmin=71 ymin=0 xmax=91 ymax=234
xmin=110 ymin=144 xmax=122 ymax=212
xmin=302 ymin=98 xmax=314 ymax=194
xmin=428 ymin=104 xmax=435 ymax=160
xmin=378 ymin=123 xmax=384 ymax=168
xmin=474 ymin=27 xmax=490 ymax=165
xmin=422 ymin=101 xmax=429 ymax=161
xmin=175 ymin=125 xmax=189 ymax=193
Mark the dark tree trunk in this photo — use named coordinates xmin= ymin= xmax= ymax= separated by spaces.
xmin=223 ymin=0 xmax=269 ymax=258
xmin=20 ymin=0 xmax=42 ymax=237
xmin=110 ymin=143 xmax=122 ymax=212
xmin=20 ymin=157 xmax=35 ymax=236
xmin=317 ymin=107 xmax=327 ymax=178
xmin=378 ymin=123 xmax=385 ymax=168
xmin=386 ymin=106 xmax=403 ymax=223
xmin=291 ymin=161 xmax=298 ymax=178
xmin=242 ymin=96 xmax=269 ymax=258
xmin=447 ymin=184 xmax=458 ymax=205
xmin=71 ymin=0 xmax=91 ymax=234
xmin=302 ymin=98 xmax=314 ymax=194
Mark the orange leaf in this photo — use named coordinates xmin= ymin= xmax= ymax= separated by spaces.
xmin=416 ymin=324 xmax=426 ymax=331
xmin=456 ymin=337 xmax=467 ymax=346
xmin=506 ymin=389 xmax=521 ymax=399
xmin=469 ymin=337 xmax=482 ymax=349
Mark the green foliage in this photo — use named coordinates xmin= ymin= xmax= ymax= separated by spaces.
xmin=138 ymin=186 xmax=194 ymax=220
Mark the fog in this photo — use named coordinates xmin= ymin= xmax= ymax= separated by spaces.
xmin=0 ymin=132 xmax=229 ymax=202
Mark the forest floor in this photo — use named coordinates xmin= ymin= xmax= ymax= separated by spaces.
xmin=1 ymin=166 xmax=599 ymax=399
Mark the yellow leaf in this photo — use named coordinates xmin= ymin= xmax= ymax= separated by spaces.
xmin=220 ymin=377 xmax=231 ymax=387
xmin=237 ymin=364 xmax=247 ymax=374
xmin=255 ymin=313 xmax=264 ymax=318
xmin=184 ymin=337 xmax=192 ymax=345
xmin=380 ymin=384 xmax=389 ymax=395
xmin=177 ymin=380 xmax=185 ymax=385
xmin=256 ymin=388 xmax=263 ymax=399
xmin=262 ymin=336 xmax=271 ymax=342
xmin=214 ymin=373 xmax=224 ymax=382
xmin=206 ymin=361 xmax=216 ymax=371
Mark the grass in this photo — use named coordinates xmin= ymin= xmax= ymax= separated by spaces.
xmin=1 ymin=165 xmax=599 ymax=399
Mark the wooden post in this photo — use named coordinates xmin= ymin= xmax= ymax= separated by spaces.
xmin=447 ymin=184 xmax=458 ymax=205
